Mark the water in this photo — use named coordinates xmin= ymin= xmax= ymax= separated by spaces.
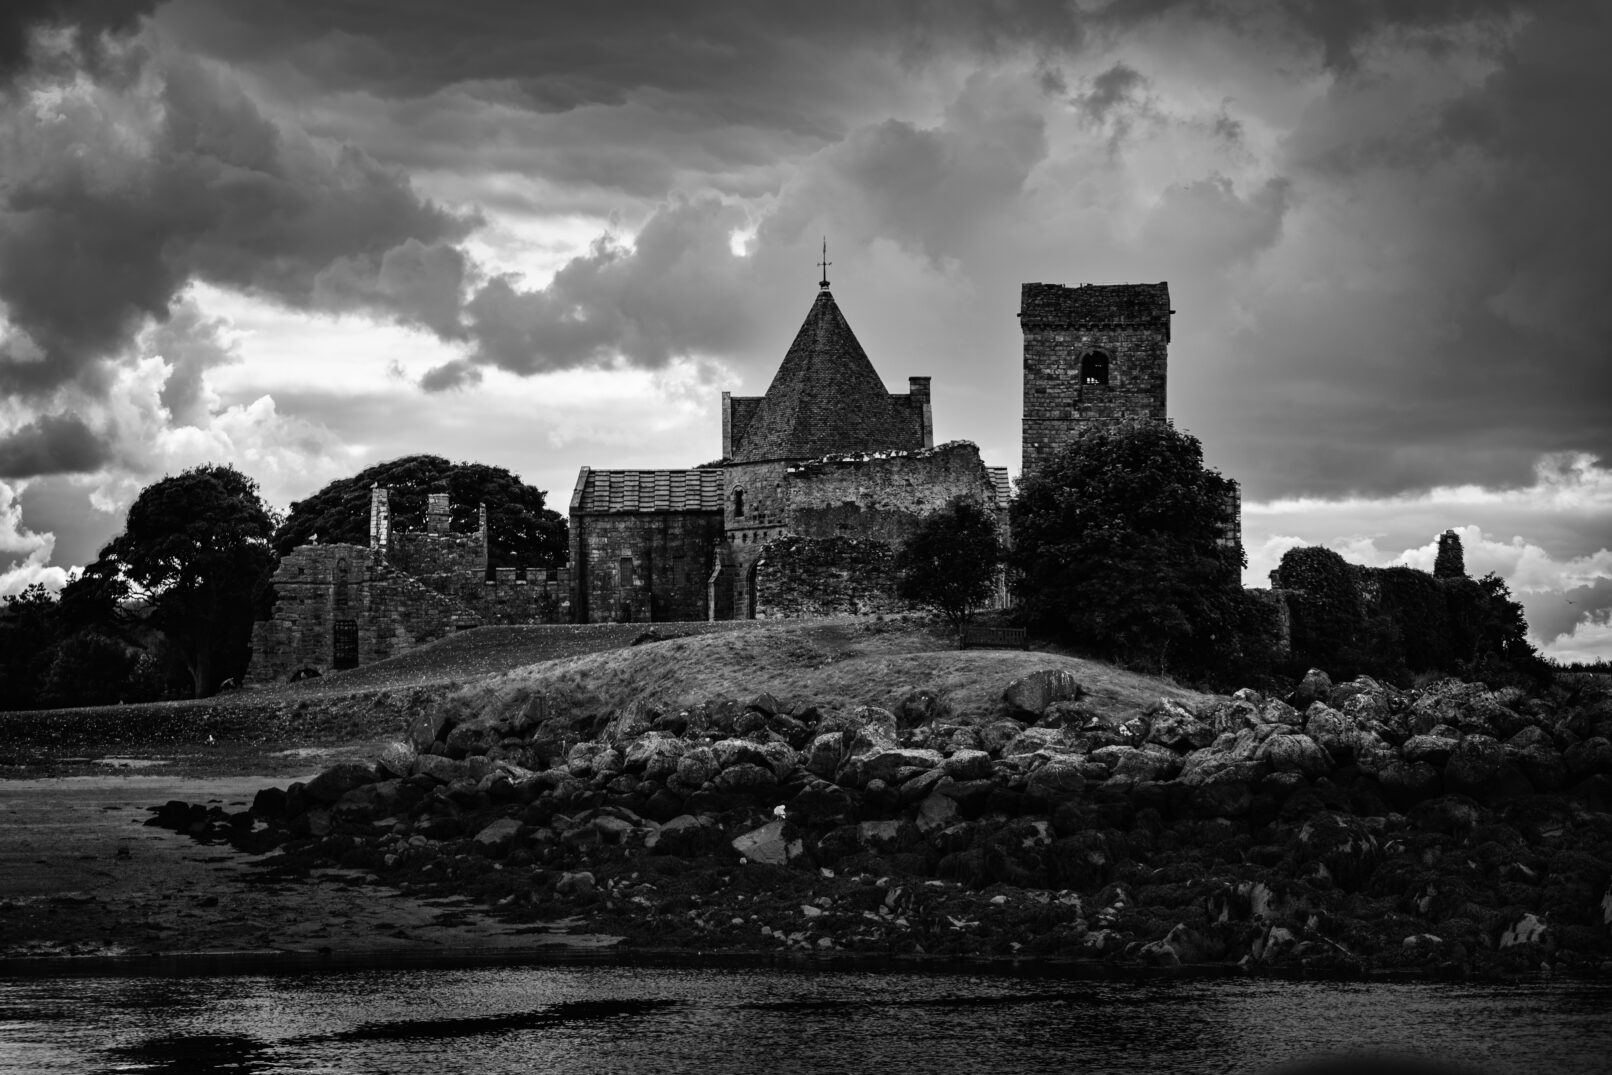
xmin=1 ymin=962 xmax=1606 ymax=1074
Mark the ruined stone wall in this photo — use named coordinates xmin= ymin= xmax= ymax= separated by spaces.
xmin=1021 ymin=282 xmax=1171 ymax=476
xmin=388 ymin=528 xmax=485 ymax=581
xmin=781 ymin=441 xmax=999 ymax=543
xmin=248 ymin=544 xmax=481 ymax=685
xmin=570 ymin=510 xmax=725 ymax=623
xmin=474 ymin=568 xmax=572 ymax=625
xmin=753 ymin=535 xmax=909 ymax=620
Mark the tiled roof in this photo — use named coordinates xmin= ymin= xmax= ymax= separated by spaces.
xmin=988 ymin=466 xmax=1012 ymax=509
xmin=570 ymin=468 xmax=725 ymax=514
xmin=732 ymin=288 xmax=923 ymax=463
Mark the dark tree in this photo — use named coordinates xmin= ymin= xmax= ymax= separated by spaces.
xmin=1009 ymin=420 xmax=1245 ymax=675
xmin=0 ymin=583 xmax=63 ymax=709
xmin=274 ymin=455 xmax=567 ymax=568
xmin=93 ymin=464 xmax=277 ymax=697
xmin=894 ymin=497 xmax=1003 ymax=630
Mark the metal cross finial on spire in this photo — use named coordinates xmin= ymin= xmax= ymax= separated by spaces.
xmin=817 ymin=237 xmax=831 ymax=289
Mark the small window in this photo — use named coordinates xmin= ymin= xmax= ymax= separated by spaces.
xmin=733 ymin=489 xmax=745 ymax=518
xmin=1081 ymin=351 xmax=1110 ymax=386
xmin=619 ymin=556 xmax=634 ymax=588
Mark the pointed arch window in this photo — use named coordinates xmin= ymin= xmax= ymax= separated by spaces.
xmin=1081 ymin=351 xmax=1110 ymax=386
xmin=733 ymin=489 xmax=745 ymax=519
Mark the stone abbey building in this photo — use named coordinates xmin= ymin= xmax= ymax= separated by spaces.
xmin=250 ymin=276 xmax=1235 ymax=681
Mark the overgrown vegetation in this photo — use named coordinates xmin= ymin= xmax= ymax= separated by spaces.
xmin=274 ymin=455 xmax=567 ymax=568
xmin=1273 ymin=543 xmax=1548 ymax=689
xmin=894 ymin=496 xmax=1002 ymax=631
xmin=1008 ymin=420 xmax=1258 ymax=681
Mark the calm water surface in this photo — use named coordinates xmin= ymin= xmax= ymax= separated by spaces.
xmin=1 ymin=964 xmax=1606 ymax=1074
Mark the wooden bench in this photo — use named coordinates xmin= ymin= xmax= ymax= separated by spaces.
xmin=959 ymin=625 xmax=1028 ymax=651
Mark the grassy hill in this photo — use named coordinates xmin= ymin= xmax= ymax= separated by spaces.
xmin=0 ymin=616 xmax=1208 ymax=764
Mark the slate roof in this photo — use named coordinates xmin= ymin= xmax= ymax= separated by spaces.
xmin=731 ymin=288 xmax=923 ymax=463
xmin=570 ymin=467 xmax=725 ymax=514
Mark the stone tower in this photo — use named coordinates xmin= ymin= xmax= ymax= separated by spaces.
xmin=1019 ymin=282 xmax=1172 ymax=476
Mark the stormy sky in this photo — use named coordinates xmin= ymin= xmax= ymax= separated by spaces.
xmin=1 ymin=1 xmax=1608 ymax=661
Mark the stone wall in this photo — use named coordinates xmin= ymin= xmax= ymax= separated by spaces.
xmin=570 ymin=510 xmax=726 ymax=623
xmin=1021 ymin=282 xmax=1171 ymax=476
xmin=389 ymin=528 xmax=485 ymax=581
xmin=752 ymin=535 xmax=909 ymax=619
xmin=248 ymin=544 xmax=482 ymax=685
xmin=782 ymin=441 xmax=1000 ymax=543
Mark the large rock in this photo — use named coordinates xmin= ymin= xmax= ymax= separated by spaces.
xmin=732 ymin=819 xmax=802 ymax=866
xmin=413 ymin=754 xmax=470 ymax=784
xmin=801 ymin=733 xmax=847 ymax=778
xmin=1295 ymin=811 xmax=1379 ymax=890
xmin=1104 ymin=745 xmax=1180 ymax=784
xmin=1255 ymin=733 xmax=1331 ymax=778
xmin=676 ymin=746 xmax=720 ymax=787
xmin=1402 ymin=734 xmax=1459 ymax=767
xmin=377 ymin=741 xmax=417 ymax=779
xmin=897 ymin=688 xmax=945 ymax=728
xmin=1024 ymin=756 xmax=1087 ymax=802
xmin=473 ymin=817 xmax=522 ymax=856
xmin=624 ymin=734 xmax=686 ymax=781
xmin=713 ymin=763 xmax=778 ymax=795
xmin=445 ymin=714 xmax=507 ymax=759
xmin=1003 ymin=670 xmax=1082 ymax=717
xmin=712 ymin=738 xmax=773 ymax=772
xmin=1445 ymin=734 xmax=1505 ymax=790
xmin=566 ymin=742 xmax=622 ymax=778
xmin=302 ymin=762 xmax=377 ymax=805
xmin=847 ymin=706 xmax=899 ymax=753
xmin=1146 ymin=699 xmax=1215 ymax=751
xmin=977 ymin=719 xmax=1026 ymax=756
xmin=1565 ymin=737 xmax=1612 ymax=777
xmin=842 ymin=747 xmax=941 ymax=787
xmin=1303 ymin=705 xmax=1365 ymax=764
xmin=1292 ymin=668 xmax=1333 ymax=708
xmin=942 ymin=749 xmax=993 ymax=781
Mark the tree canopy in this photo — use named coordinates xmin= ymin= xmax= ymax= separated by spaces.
xmin=93 ymin=464 xmax=276 ymax=697
xmin=274 ymin=455 xmax=567 ymax=568
xmin=894 ymin=497 xmax=1003 ymax=630
xmin=1008 ymin=420 xmax=1247 ymax=676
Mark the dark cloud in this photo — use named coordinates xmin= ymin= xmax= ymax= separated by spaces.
xmin=1078 ymin=62 xmax=1146 ymax=122
xmin=0 ymin=0 xmax=156 ymax=80
xmin=13 ymin=474 xmax=117 ymax=566
xmin=418 ymin=358 xmax=481 ymax=393
xmin=0 ymin=413 xmax=110 ymax=477
xmin=0 ymin=41 xmax=477 ymax=406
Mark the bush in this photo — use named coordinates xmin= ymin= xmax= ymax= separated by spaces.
xmin=894 ymin=497 xmax=1002 ymax=631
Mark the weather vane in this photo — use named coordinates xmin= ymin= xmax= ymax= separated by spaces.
xmin=818 ymin=237 xmax=831 ymax=289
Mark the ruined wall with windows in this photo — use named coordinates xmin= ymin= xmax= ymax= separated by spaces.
xmin=247 ymin=544 xmax=482 ymax=684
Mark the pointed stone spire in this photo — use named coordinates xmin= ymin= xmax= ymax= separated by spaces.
xmin=732 ymin=286 xmax=916 ymax=463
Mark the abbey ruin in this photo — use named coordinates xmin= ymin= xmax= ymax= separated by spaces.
xmin=250 ymin=277 xmax=1235 ymax=682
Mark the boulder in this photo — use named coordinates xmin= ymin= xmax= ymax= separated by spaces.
xmin=941 ymin=749 xmax=993 ymax=781
xmin=302 ymin=762 xmax=377 ymax=805
xmin=841 ymin=747 xmax=942 ymax=788
xmin=1498 ymin=912 xmax=1548 ymax=949
xmin=915 ymin=792 xmax=959 ymax=834
xmin=1003 ymin=669 xmax=1082 ymax=716
xmin=1255 ymin=733 xmax=1331 ymax=778
xmin=801 ymin=733 xmax=847 ymax=778
xmin=1256 ymin=699 xmax=1302 ymax=728
xmin=651 ymin=814 xmax=722 ymax=857
xmin=713 ymin=763 xmax=778 ymax=795
xmin=676 ymin=746 xmax=720 ymax=787
xmin=712 ymin=738 xmax=774 ymax=772
xmin=1303 ymin=705 xmax=1362 ymax=764
xmin=1146 ymin=699 xmax=1215 ymax=751
xmin=732 ymin=819 xmax=801 ymax=866
xmin=445 ymin=715 xmax=505 ymax=759
xmin=1507 ymin=738 xmax=1567 ymax=791
xmin=406 ymin=705 xmax=451 ymax=751
xmin=566 ymin=743 xmax=622 ymax=778
xmin=1000 ymin=727 xmax=1070 ymax=758
xmin=1445 ymin=734 xmax=1505 ymax=790
xmin=1565 ymin=737 xmax=1612 ymax=777
xmin=1402 ymin=734 xmax=1459 ymax=767
xmin=977 ymin=719 xmax=1026 ymax=756
xmin=1024 ymin=756 xmax=1087 ymax=803
xmin=624 ymin=733 xmax=686 ymax=780
xmin=1202 ymin=697 xmax=1261 ymax=736
xmin=377 ymin=741 xmax=417 ymax=779
xmin=555 ymin=871 xmax=595 ymax=897
xmin=847 ymin=706 xmax=899 ymax=752
xmin=1292 ymin=668 xmax=1333 ymax=708
xmin=473 ymin=817 xmax=522 ymax=856
xmin=1106 ymin=745 xmax=1180 ymax=785
xmin=788 ymin=780 xmax=854 ymax=824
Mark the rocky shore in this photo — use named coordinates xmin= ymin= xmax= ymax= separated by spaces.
xmin=149 ymin=666 xmax=1612 ymax=978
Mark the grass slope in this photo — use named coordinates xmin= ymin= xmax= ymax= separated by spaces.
xmin=461 ymin=617 xmax=1210 ymax=725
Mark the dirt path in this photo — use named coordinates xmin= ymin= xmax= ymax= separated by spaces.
xmin=0 ymin=771 xmax=620 ymax=967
